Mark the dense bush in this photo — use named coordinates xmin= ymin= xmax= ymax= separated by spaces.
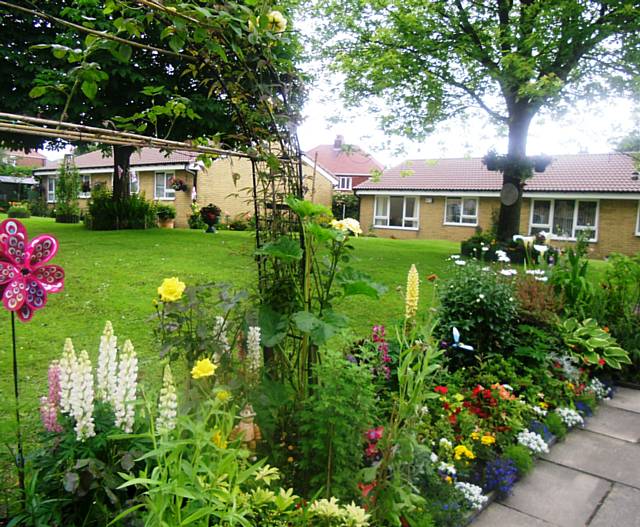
xmin=502 ymin=444 xmax=533 ymax=476
xmin=7 ymin=205 xmax=30 ymax=218
xmin=156 ymin=203 xmax=176 ymax=220
xmin=85 ymin=187 xmax=156 ymax=230
xmin=515 ymin=275 xmax=562 ymax=326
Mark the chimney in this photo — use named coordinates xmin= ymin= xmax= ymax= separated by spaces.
xmin=333 ymin=135 xmax=344 ymax=149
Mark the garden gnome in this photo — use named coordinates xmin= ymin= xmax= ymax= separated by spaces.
xmin=231 ymin=404 xmax=262 ymax=451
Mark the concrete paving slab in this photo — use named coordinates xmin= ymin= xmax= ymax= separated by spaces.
xmin=585 ymin=405 xmax=640 ymax=443
xmin=589 ymin=484 xmax=640 ymax=527
xmin=604 ymin=387 xmax=640 ymax=414
xmin=472 ymin=503 xmax=557 ymax=526
xmin=544 ymin=429 xmax=640 ymax=489
xmin=498 ymin=460 xmax=610 ymax=527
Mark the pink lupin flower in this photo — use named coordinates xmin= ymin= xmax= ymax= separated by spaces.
xmin=0 ymin=219 xmax=65 ymax=322
xmin=40 ymin=362 xmax=63 ymax=432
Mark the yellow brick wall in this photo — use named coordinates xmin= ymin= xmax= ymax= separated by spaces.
xmin=195 ymin=157 xmax=334 ymax=221
xmin=360 ymin=195 xmax=640 ymax=257
xmin=137 ymin=169 xmax=194 ymax=228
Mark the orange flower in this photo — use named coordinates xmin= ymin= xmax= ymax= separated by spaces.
xmin=426 ymin=273 xmax=438 ymax=282
xmin=603 ymin=326 xmax=610 ymax=333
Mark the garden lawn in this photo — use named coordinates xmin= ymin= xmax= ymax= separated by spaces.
xmin=0 ymin=217 xmax=611 ymax=489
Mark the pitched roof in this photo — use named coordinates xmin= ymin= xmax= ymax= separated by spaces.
xmin=6 ymin=149 xmax=47 ymax=160
xmin=305 ymin=144 xmax=383 ymax=177
xmin=355 ymin=153 xmax=640 ymax=194
xmin=39 ymin=147 xmax=197 ymax=170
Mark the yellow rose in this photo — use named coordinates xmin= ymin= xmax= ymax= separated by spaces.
xmin=266 ymin=10 xmax=287 ymax=33
xmin=481 ymin=435 xmax=496 ymax=446
xmin=158 ymin=277 xmax=186 ymax=302
xmin=191 ymin=358 xmax=217 ymax=379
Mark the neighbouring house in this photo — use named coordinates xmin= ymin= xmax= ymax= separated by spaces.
xmin=0 ymin=149 xmax=44 ymax=204
xmin=355 ymin=153 xmax=640 ymax=258
xmin=34 ymin=147 xmax=337 ymax=228
xmin=306 ymin=135 xmax=384 ymax=193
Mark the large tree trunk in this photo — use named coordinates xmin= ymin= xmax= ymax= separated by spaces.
xmin=496 ymin=108 xmax=534 ymax=241
xmin=112 ymin=145 xmax=135 ymax=202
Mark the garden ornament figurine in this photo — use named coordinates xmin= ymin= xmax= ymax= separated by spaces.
xmin=231 ymin=403 xmax=262 ymax=451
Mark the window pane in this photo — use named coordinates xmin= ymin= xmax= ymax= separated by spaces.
xmin=532 ymin=201 xmax=550 ymax=225
xmin=374 ymin=218 xmax=387 ymax=226
xmin=130 ymin=171 xmax=139 ymax=193
xmin=553 ymin=200 xmax=575 ymax=238
xmin=463 ymin=198 xmax=477 ymax=217
xmin=404 ymin=197 xmax=416 ymax=218
xmin=577 ymin=201 xmax=597 ymax=227
xmin=389 ymin=196 xmax=403 ymax=226
xmin=375 ymin=196 xmax=387 ymax=217
xmin=164 ymin=174 xmax=175 ymax=198
xmin=461 ymin=216 xmax=476 ymax=224
xmin=446 ymin=199 xmax=461 ymax=223
xmin=404 ymin=219 xmax=417 ymax=228
xmin=155 ymin=174 xmax=164 ymax=198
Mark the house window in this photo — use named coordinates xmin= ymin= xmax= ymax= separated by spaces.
xmin=154 ymin=171 xmax=175 ymax=200
xmin=47 ymin=176 xmax=56 ymax=203
xmin=79 ymin=175 xmax=91 ymax=198
xmin=444 ymin=197 xmax=478 ymax=225
xmin=373 ymin=195 xmax=419 ymax=229
xmin=636 ymin=201 xmax=640 ymax=236
xmin=130 ymin=170 xmax=139 ymax=194
xmin=337 ymin=177 xmax=352 ymax=191
xmin=529 ymin=199 xmax=598 ymax=240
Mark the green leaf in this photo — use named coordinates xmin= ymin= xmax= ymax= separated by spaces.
xmin=258 ymin=305 xmax=289 ymax=347
xmin=169 ymin=35 xmax=185 ymax=53
xmin=285 ymin=195 xmax=331 ymax=218
xmin=292 ymin=311 xmax=320 ymax=333
xmin=255 ymin=236 xmax=302 ymax=261
xmin=28 ymin=86 xmax=48 ymax=98
xmin=336 ymin=267 xmax=387 ymax=298
xmin=117 ymin=43 xmax=132 ymax=62
xmin=81 ymin=80 xmax=98 ymax=100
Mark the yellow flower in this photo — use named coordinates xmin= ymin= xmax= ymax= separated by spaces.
xmin=287 ymin=456 xmax=294 ymax=463
xmin=266 ymin=10 xmax=287 ymax=32
xmin=215 ymin=390 xmax=232 ymax=403
xmin=191 ymin=358 xmax=217 ymax=379
xmin=539 ymin=402 xmax=549 ymax=409
xmin=445 ymin=476 xmax=453 ymax=484
xmin=481 ymin=435 xmax=496 ymax=446
xmin=454 ymin=445 xmax=475 ymax=460
xmin=157 ymin=277 xmax=186 ymax=302
xmin=212 ymin=429 xmax=227 ymax=449
xmin=405 ymin=264 xmax=419 ymax=319
xmin=470 ymin=431 xmax=480 ymax=441
xmin=454 ymin=393 xmax=465 ymax=402
xmin=567 ymin=382 xmax=575 ymax=391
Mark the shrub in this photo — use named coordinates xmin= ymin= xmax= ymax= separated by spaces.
xmin=332 ymin=193 xmax=359 ymax=220
xmin=55 ymin=159 xmax=81 ymax=223
xmin=502 ymin=444 xmax=534 ymax=476
xmin=544 ymin=412 xmax=568 ymax=440
xmin=229 ymin=218 xmax=249 ymax=231
xmin=7 ymin=205 xmax=30 ymax=218
xmin=438 ymin=261 xmax=519 ymax=361
xmin=516 ymin=275 xmax=562 ymax=326
xmin=85 ymin=187 xmax=156 ymax=230
xmin=156 ymin=203 xmax=176 ymax=220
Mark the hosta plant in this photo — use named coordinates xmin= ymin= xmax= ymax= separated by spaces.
xmin=560 ymin=318 xmax=631 ymax=369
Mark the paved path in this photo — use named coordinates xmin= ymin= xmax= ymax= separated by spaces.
xmin=473 ymin=387 xmax=640 ymax=527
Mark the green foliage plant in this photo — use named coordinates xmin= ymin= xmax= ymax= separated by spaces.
xmin=544 ymin=412 xmax=567 ymax=440
xmin=7 ymin=205 xmax=31 ymax=218
xmin=54 ymin=160 xmax=80 ymax=222
xmin=559 ymin=318 xmax=631 ymax=370
xmin=298 ymin=348 xmax=379 ymax=499
xmin=155 ymin=203 xmax=176 ymax=220
xmin=550 ymin=234 xmax=594 ymax=319
xmin=86 ymin=185 xmax=156 ymax=230
xmin=332 ymin=193 xmax=360 ymax=220
xmin=438 ymin=261 xmax=519 ymax=359
xmin=502 ymin=444 xmax=533 ymax=477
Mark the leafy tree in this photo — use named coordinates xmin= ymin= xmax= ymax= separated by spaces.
xmin=313 ymin=0 xmax=640 ymax=239
xmin=615 ymin=130 xmax=640 ymax=152
xmin=55 ymin=156 xmax=81 ymax=220
xmin=0 ymin=0 xmax=303 ymax=203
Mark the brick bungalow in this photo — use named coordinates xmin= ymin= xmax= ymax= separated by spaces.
xmin=306 ymin=135 xmax=383 ymax=193
xmin=34 ymin=148 xmax=337 ymax=228
xmin=355 ymin=153 xmax=640 ymax=258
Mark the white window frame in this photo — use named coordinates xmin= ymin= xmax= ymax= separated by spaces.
xmin=79 ymin=174 xmax=91 ymax=198
xmin=636 ymin=201 xmax=640 ymax=236
xmin=47 ymin=176 xmax=56 ymax=203
xmin=130 ymin=170 xmax=139 ymax=194
xmin=443 ymin=197 xmax=479 ymax=226
xmin=337 ymin=177 xmax=352 ymax=191
xmin=154 ymin=171 xmax=175 ymax=200
xmin=528 ymin=198 xmax=599 ymax=242
xmin=373 ymin=195 xmax=420 ymax=230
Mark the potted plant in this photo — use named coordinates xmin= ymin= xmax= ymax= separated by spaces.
xmin=169 ymin=176 xmax=188 ymax=192
xmin=156 ymin=204 xmax=177 ymax=229
xmin=200 ymin=203 xmax=222 ymax=233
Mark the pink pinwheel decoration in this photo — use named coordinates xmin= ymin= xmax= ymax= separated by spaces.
xmin=0 ymin=219 xmax=64 ymax=322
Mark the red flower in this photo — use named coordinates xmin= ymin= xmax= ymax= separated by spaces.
xmin=358 ymin=481 xmax=377 ymax=497
xmin=366 ymin=426 xmax=384 ymax=442
xmin=598 ymin=358 xmax=606 ymax=366
xmin=472 ymin=385 xmax=484 ymax=397
xmin=0 ymin=219 xmax=64 ymax=322
xmin=448 ymin=414 xmax=457 ymax=425
xmin=365 ymin=443 xmax=379 ymax=458
xmin=434 ymin=385 xmax=448 ymax=395
xmin=442 ymin=401 xmax=451 ymax=411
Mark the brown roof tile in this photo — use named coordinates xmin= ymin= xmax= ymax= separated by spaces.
xmin=40 ymin=147 xmax=196 ymax=170
xmin=355 ymin=153 xmax=640 ymax=193
xmin=305 ymin=143 xmax=383 ymax=177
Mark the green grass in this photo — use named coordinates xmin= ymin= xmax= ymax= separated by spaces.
xmin=0 ymin=216 xmax=612 ymax=488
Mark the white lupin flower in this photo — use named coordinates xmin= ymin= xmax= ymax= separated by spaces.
xmin=114 ymin=340 xmax=138 ymax=433
xmin=247 ymin=326 xmax=263 ymax=375
xmin=70 ymin=350 xmax=95 ymax=441
xmin=156 ymin=364 xmax=178 ymax=433
xmin=96 ymin=321 xmax=118 ymax=403
xmin=58 ymin=338 xmax=77 ymax=415
xmin=214 ymin=316 xmax=230 ymax=356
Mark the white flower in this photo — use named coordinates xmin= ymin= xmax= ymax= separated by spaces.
xmin=495 ymin=249 xmax=507 ymax=257
xmin=513 ymin=234 xmax=535 ymax=247
xmin=342 ymin=502 xmax=370 ymax=527
xmin=517 ymin=430 xmax=549 ymax=454
xmin=114 ymin=340 xmax=138 ymax=433
xmin=535 ymin=276 xmax=549 ymax=282
xmin=266 ymin=10 xmax=287 ymax=33
xmin=309 ymin=497 xmax=342 ymax=519
xmin=498 ymin=254 xmax=511 ymax=263
xmin=481 ymin=266 xmax=491 ymax=272
xmin=332 ymin=218 xmax=362 ymax=237
xmin=247 ymin=326 xmax=263 ymax=375
xmin=477 ymin=294 xmax=485 ymax=301
xmin=500 ymin=269 xmax=517 ymax=276
xmin=96 ymin=321 xmax=118 ymax=404
xmin=481 ymin=246 xmax=489 ymax=251
xmin=438 ymin=461 xmax=456 ymax=475
xmin=502 ymin=384 xmax=513 ymax=391
xmin=430 ymin=452 xmax=439 ymax=463
xmin=439 ymin=437 xmax=452 ymax=448
xmin=450 ymin=254 xmax=461 ymax=260
xmin=534 ymin=244 xmax=548 ymax=255
xmin=454 ymin=259 xmax=466 ymax=266
xmin=59 ymin=338 xmax=77 ymax=415
xmin=455 ymin=482 xmax=488 ymax=509
xmin=156 ymin=364 xmax=178 ymax=433
xmin=555 ymin=407 xmax=584 ymax=428
xmin=589 ymin=377 xmax=612 ymax=400
xmin=532 ymin=405 xmax=548 ymax=417
xmin=70 ymin=350 xmax=95 ymax=441
xmin=214 ymin=316 xmax=230 ymax=357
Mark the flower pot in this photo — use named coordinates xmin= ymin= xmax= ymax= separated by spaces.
xmin=158 ymin=218 xmax=175 ymax=229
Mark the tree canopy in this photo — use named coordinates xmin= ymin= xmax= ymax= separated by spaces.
xmin=313 ymin=0 xmax=640 ymax=239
